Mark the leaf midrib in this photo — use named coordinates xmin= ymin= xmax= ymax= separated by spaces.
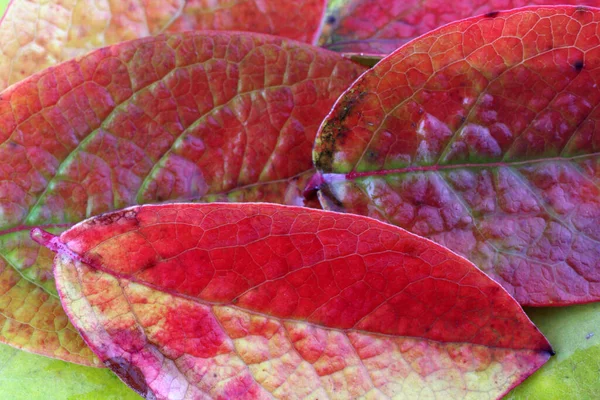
xmin=341 ymin=152 xmax=600 ymax=179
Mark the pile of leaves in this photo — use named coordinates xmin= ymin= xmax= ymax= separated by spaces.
xmin=1 ymin=0 xmax=600 ymax=398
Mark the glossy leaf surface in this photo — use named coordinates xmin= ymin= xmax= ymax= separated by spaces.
xmin=322 ymin=1 xmax=600 ymax=54
xmin=0 ymin=31 xmax=364 ymax=363
xmin=45 ymin=203 xmax=551 ymax=399
xmin=315 ymin=6 xmax=600 ymax=306
xmin=0 ymin=0 xmax=327 ymax=90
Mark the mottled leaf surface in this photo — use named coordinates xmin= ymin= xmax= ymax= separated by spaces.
xmin=0 ymin=31 xmax=363 ymax=363
xmin=44 ymin=203 xmax=551 ymax=399
xmin=322 ymin=1 xmax=600 ymax=54
xmin=315 ymin=6 xmax=600 ymax=306
xmin=0 ymin=0 xmax=327 ymax=90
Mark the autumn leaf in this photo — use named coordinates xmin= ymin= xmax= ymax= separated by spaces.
xmin=321 ymin=0 xmax=600 ymax=54
xmin=0 ymin=31 xmax=364 ymax=363
xmin=314 ymin=5 xmax=600 ymax=307
xmin=0 ymin=0 xmax=327 ymax=90
xmin=34 ymin=202 xmax=552 ymax=399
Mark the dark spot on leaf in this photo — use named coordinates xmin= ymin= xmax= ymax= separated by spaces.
xmin=337 ymin=93 xmax=362 ymax=122
xmin=232 ymin=297 xmax=239 ymax=304
xmin=573 ymin=60 xmax=584 ymax=72
xmin=315 ymin=90 xmax=366 ymax=171
xmin=335 ymin=129 xmax=347 ymax=143
xmin=411 ymin=122 xmax=416 ymax=128
xmin=367 ymin=150 xmax=378 ymax=161
xmin=326 ymin=15 xmax=336 ymax=25
xmin=105 ymin=357 xmax=152 ymax=397
xmin=314 ymin=147 xmax=334 ymax=171
xmin=459 ymin=115 xmax=467 ymax=124
xmin=484 ymin=11 xmax=499 ymax=18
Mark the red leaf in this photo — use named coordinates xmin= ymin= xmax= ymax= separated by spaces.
xmin=37 ymin=203 xmax=551 ymax=399
xmin=0 ymin=31 xmax=364 ymax=363
xmin=164 ymin=0 xmax=327 ymax=44
xmin=0 ymin=0 xmax=327 ymax=90
xmin=314 ymin=5 xmax=600 ymax=306
xmin=323 ymin=1 xmax=600 ymax=54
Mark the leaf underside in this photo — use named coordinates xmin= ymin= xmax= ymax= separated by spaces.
xmin=0 ymin=31 xmax=364 ymax=363
xmin=322 ymin=0 xmax=600 ymax=54
xmin=51 ymin=203 xmax=551 ymax=399
xmin=0 ymin=0 xmax=327 ymax=90
xmin=314 ymin=6 xmax=600 ymax=306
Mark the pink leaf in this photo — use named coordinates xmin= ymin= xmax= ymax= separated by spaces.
xmin=314 ymin=5 xmax=600 ymax=306
xmin=323 ymin=0 xmax=600 ymax=53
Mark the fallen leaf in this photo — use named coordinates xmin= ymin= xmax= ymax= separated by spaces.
xmin=0 ymin=31 xmax=364 ymax=363
xmin=322 ymin=1 xmax=600 ymax=54
xmin=39 ymin=203 xmax=551 ymax=399
xmin=314 ymin=6 xmax=600 ymax=306
xmin=507 ymin=303 xmax=600 ymax=399
xmin=0 ymin=0 xmax=327 ymax=90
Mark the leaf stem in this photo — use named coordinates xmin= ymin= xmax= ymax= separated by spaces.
xmin=30 ymin=228 xmax=62 ymax=254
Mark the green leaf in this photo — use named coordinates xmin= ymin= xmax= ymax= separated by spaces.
xmin=0 ymin=343 xmax=140 ymax=399
xmin=507 ymin=303 xmax=600 ymax=399
xmin=0 ymin=0 xmax=8 ymax=16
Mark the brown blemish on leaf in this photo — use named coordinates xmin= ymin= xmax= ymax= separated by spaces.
xmin=91 ymin=209 xmax=139 ymax=226
xmin=105 ymin=356 xmax=153 ymax=398
xmin=314 ymin=89 xmax=367 ymax=172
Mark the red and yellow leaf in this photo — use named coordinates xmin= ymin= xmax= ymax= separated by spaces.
xmin=0 ymin=31 xmax=364 ymax=363
xmin=0 ymin=0 xmax=327 ymax=90
xmin=322 ymin=0 xmax=600 ymax=54
xmin=37 ymin=203 xmax=551 ymax=399
xmin=314 ymin=5 xmax=600 ymax=306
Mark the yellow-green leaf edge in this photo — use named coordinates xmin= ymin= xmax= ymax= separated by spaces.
xmin=507 ymin=303 xmax=600 ymax=399
xmin=0 ymin=342 xmax=139 ymax=399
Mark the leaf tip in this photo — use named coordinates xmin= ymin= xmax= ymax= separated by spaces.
xmin=105 ymin=357 xmax=154 ymax=399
